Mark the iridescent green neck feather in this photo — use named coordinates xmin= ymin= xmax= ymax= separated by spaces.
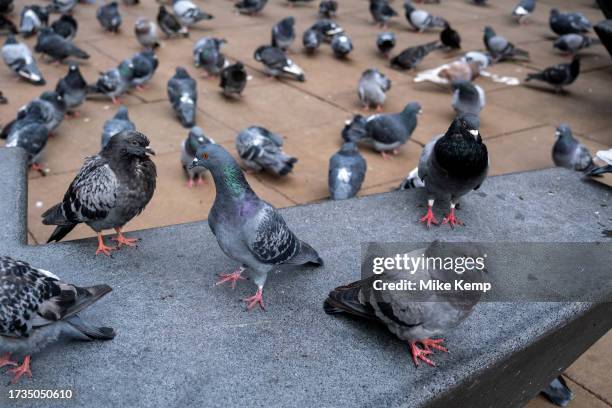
xmin=222 ymin=164 xmax=246 ymax=196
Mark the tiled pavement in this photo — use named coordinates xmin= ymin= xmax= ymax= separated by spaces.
xmin=0 ymin=0 xmax=611 ymax=406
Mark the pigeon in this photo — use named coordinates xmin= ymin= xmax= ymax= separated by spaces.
xmin=404 ymin=1 xmax=447 ymax=32
xmin=96 ymin=1 xmax=121 ymax=33
xmin=415 ymin=114 xmax=488 ymax=227
xmin=369 ymin=0 xmax=397 ymax=28
xmin=220 ymin=62 xmax=248 ymax=98
xmin=512 ymin=0 xmax=536 ymax=24
xmin=324 ymin=240 xmax=488 ymax=366
xmin=157 ymin=5 xmax=188 ymax=38
xmin=42 ymin=131 xmax=156 ymax=256
xmin=319 ymin=0 xmax=337 ymax=18
xmin=34 ymin=27 xmax=89 ymax=62
xmin=50 ymin=0 xmax=77 ymax=14
xmin=0 ymin=256 xmax=116 ymax=384
xmin=235 ymin=0 xmax=267 ymax=15
xmin=0 ymin=15 xmax=17 ymax=35
xmin=390 ymin=41 xmax=440 ymax=70
xmin=271 ymin=16 xmax=295 ymax=51
xmin=2 ymin=105 xmax=49 ymax=172
xmin=331 ymin=33 xmax=353 ymax=58
xmin=438 ymin=60 xmax=482 ymax=82
xmin=310 ymin=19 xmax=344 ymax=43
xmin=440 ymin=23 xmax=461 ymax=49
xmin=134 ymin=18 xmax=159 ymax=50
xmin=23 ymin=90 xmax=66 ymax=134
xmin=358 ymin=102 xmax=421 ymax=158
xmin=551 ymin=124 xmax=593 ymax=172
xmin=167 ymin=66 xmax=197 ymax=128
xmin=451 ymin=80 xmax=485 ymax=116
xmin=193 ymin=37 xmax=227 ymax=77
xmin=128 ymin=50 xmax=158 ymax=89
xmin=51 ymin=14 xmax=77 ymax=40
xmin=483 ymin=26 xmax=529 ymax=62
xmin=254 ymin=45 xmax=305 ymax=81
xmin=302 ymin=27 xmax=322 ymax=53
xmin=341 ymin=114 xmax=368 ymax=143
xmin=55 ymin=64 xmax=87 ymax=116
xmin=286 ymin=0 xmax=314 ymax=5
xmin=88 ymin=60 xmax=134 ymax=104
xmin=235 ymin=126 xmax=297 ymax=176
xmin=462 ymin=50 xmax=493 ymax=69
xmin=525 ymin=56 xmax=580 ymax=92
xmin=101 ymin=105 xmax=135 ymax=148
xmin=181 ymin=126 xmax=214 ymax=187
xmin=358 ymin=68 xmax=391 ymax=111
xmin=549 ymin=9 xmax=591 ymax=36
xmin=541 ymin=376 xmax=574 ymax=407
xmin=397 ymin=165 xmax=425 ymax=190
xmin=1 ymin=33 xmax=45 ymax=85
xmin=172 ymin=0 xmax=213 ymax=28
xmin=328 ymin=142 xmax=366 ymax=200
xmin=0 ymin=0 xmax=13 ymax=14
xmin=19 ymin=5 xmax=49 ymax=37
xmin=376 ymin=32 xmax=395 ymax=56
xmin=189 ymin=143 xmax=322 ymax=310
xmin=553 ymin=34 xmax=600 ymax=54
xmin=587 ymin=149 xmax=612 ymax=177
xmin=123 ymin=0 xmax=139 ymax=5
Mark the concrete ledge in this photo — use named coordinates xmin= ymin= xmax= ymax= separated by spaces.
xmin=1 ymin=147 xmax=611 ymax=408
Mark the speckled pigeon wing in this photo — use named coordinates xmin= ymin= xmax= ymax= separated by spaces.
xmin=244 ymin=204 xmax=300 ymax=265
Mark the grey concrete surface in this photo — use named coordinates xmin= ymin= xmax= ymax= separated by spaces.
xmin=0 ymin=147 xmax=611 ymax=408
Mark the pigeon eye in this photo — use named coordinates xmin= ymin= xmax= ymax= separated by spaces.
xmin=202 ymin=152 xmax=209 ymax=159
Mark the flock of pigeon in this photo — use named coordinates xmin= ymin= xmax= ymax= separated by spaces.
xmin=0 ymin=0 xmax=609 ymax=396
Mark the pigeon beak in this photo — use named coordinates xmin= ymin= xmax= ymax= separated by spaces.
xmin=418 ymin=109 xmax=423 ymax=116
xmin=145 ymin=146 xmax=156 ymax=156
xmin=469 ymin=129 xmax=480 ymax=138
xmin=188 ymin=158 xmax=200 ymax=170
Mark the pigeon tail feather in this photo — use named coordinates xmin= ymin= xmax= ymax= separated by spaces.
xmin=66 ymin=315 xmax=116 ymax=340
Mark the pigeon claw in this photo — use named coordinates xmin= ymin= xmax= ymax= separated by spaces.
xmin=421 ymin=338 xmax=448 ymax=353
xmin=96 ymin=233 xmax=116 ymax=256
xmin=442 ymin=208 xmax=463 ymax=228
xmin=0 ymin=353 xmax=18 ymax=369
xmin=409 ymin=342 xmax=435 ymax=367
xmin=243 ymin=288 xmax=265 ymax=311
xmin=8 ymin=356 xmax=32 ymax=384
xmin=215 ymin=268 xmax=246 ymax=290
xmin=419 ymin=207 xmax=438 ymax=228
xmin=112 ymin=229 xmax=139 ymax=247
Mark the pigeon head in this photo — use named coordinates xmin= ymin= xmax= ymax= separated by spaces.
xmin=403 ymin=0 xmax=415 ymax=14
xmin=105 ymin=130 xmax=155 ymax=158
xmin=174 ymin=66 xmax=190 ymax=78
xmin=550 ymin=8 xmax=559 ymax=17
xmin=135 ymin=18 xmax=152 ymax=33
xmin=25 ymin=103 xmax=46 ymax=121
xmin=401 ymin=102 xmax=422 ymax=117
xmin=280 ymin=16 xmax=295 ymax=28
xmin=40 ymin=90 xmax=65 ymax=110
xmin=4 ymin=32 xmax=17 ymax=45
xmin=555 ymin=124 xmax=573 ymax=140
xmin=114 ymin=105 xmax=130 ymax=120
xmin=158 ymin=5 xmax=168 ymax=15
xmin=483 ymin=26 xmax=495 ymax=40
xmin=190 ymin=144 xmax=252 ymax=196
xmin=188 ymin=127 xmax=212 ymax=151
xmin=190 ymin=143 xmax=236 ymax=171
xmin=118 ymin=60 xmax=135 ymax=79
xmin=452 ymin=79 xmax=478 ymax=96
xmin=339 ymin=141 xmax=359 ymax=154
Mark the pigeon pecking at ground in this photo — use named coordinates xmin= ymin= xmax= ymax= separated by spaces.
xmin=134 ymin=18 xmax=159 ymax=50
xmin=96 ymin=1 xmax=122 ymax=33
xmin=19 ymin=5 xmax=49 ymax=37
xmin=235 ymin=126 xmax=297 ymax=176
xmin=51 ymin=14 xmax=78 ymax=40
xmin=309 ymin=19 xmax=344 ymax=43
xmin=35 ymin=27 xmax=89 ymax=62
xmin=181 ymin=126 xmax=214 ymax=187
xmin=341 ymin=114 xmax=368 ymax=143
xmin=254 ymin=45 xmax=305 ymax=81
xmin=414 ymin=114 xmax=488 ymax=228
xmin=193 ymin=37 xmax=228 ymax=77
xmin=1 ymin=104 xmax=49 ymax=174
xmin=303 ymin=27 xmax=322 ymax=53
xmin=403 ymin=1 xmax=447 ymax=32
xmin=173 ymin=0 xmax=213 ymax=28
xmin=525 ymin=56 xmax=580 ymax=92
xmin=55 ymin=63 xmax=87 ymax=118
xmin=219 ymin=61 xmax=248 ymax=98
xmin=2 ymin=33 xmax=46 ymax=85
xmin=369 ymin=0 xmax=397 ymax=28
xmin=451 ymin=80 xmax=485 ymax=116
xmin=587 ymin=149 xmax=612 ymax=177
xmin=271 ymin=16 xmax=296 ymax=51
xmin=553 ymin=34 xmax=600 ymax=55
xmin=0 ymin=256 xmax=116 ymax=384
xmin=512 ymin=0 xmax=536 ymax=24
xmin=88 ymin=60 xmax=134 ymax=104
xmin=358 ymin=68 xmax=391 ymax=111
xmin=128 ymin=50 xmax=158 ymax=90
xmin=167 ymin=66 xmax=198 ymax=127
xmin=551 ymin=123 xmax=593 ymax=172
xmin=376 ymin=31 xmax=395 ymax=57
xmin=331 ymin=33 xmax=353 ymax=58
xmin=157 ymin=5 xmax=188 ymax=38
xmin=189 ymin=144 xmax=323 ymax=310
xmin=319 ymin=0 xmax=337 ymax=18
xmin=101 ymin=105 xmax=136 ymax=148
xmin=324 ymin=240 xmax=488 ymax=367
xmin=390 ymin=41 xmax=440 ymax=70
xmin=328 ymin=141 xmax=366 ymax=200
xmin=549 ymin=8 xmax=591 ymax=36
xmin=235 ymin=0 xmax=268 ymax=15
xmin=42 ymin=130 xmax=157 ymax=256
xmin=483 ymin=26 xmax=529 ymax=62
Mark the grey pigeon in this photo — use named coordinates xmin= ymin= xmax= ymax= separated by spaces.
xmin=42 ymin=130 xmax=156 ymax=256
xmin=271 ymin=16 xmax=295 ymax=51
xmin=51 ymin=0 xmax=77 ymax=14
xmin=512 ymin=0 xmax=536 ymax=24
xmin=310 ymin=19 xmax=344 ymax=43
xmin=101 ymin=105 xmax=135 ymax=148
xmin=123 ymin=0 xmax=138 ymax=5
xmin=3 ymin=90 xmax=66 ymax=137
xmin=235 ymin=126 xmax=297 ymax=176
xmin=324 ymin=240 xmax=488 ymax=366
xmin=331 ymin=33 xmax=353 ymax=58
xmin=193 ymin=37 xmax=227 ymax=77
xmin=549 ymin=9 xmax=591 ymax=36
xmin=415 ymin=114 xmax=488 ymax=228
xmin=551 ymin=124 xmax=593 ymax=172
xmin=358 ymin=68 xmax=391 ymax=110
xmin=0 ymin=256 xmax=115 ymax=384
xmin=451 ymin=80 xmax=485 ymax=116
xmin=319 ymin=0 xmax=337 ymax=18
xmin=404 ymin=1 xmax=447 ymax=32
xmin=181 ymin=126 xmax=214 ymax=187
xmin=128 ymin=50 xmax=158 ymax=89
xmin=302 ymin=28 xmax=322 ymax=53
xmin=587 ymin=149 xmax=612 ymax=177
xmin=19 ymin=5 xmax=49 ymax=37
xmin=34 ymin=27 xmax=89 ymax=62
xmin=370 ymin=0 xmax=397 ymax=28
xmin=157 ymin=5 xmax=188 ymax=38
xmin=134 ymin=18 xmax=159 ymax=49
xmin=358 ymin=102 xmax=421 ymax=158
xmin=220 ymin=62 xmax=248 ymax=98
xmin=167 ymin=66 xmax=197 ymax=128
xmin=96 ymin=1 xmax=121 ymax=33
xmin=2 ymin=104 xmax=49 ymax=172
xmin=525 ymin=56 xmax=580 ymax=92
xmin=341 ymin=114 xmax=368 ymax=143
xmin=189 ymin=144 xmax=322 ymax=310
xmin=390 ymin=41 xmax=440 ymax=70
xmin=483 ymin=26 xmax=529 ymax=62
xmin=51 ymin=14 xmax=78 ymax=40
xmin=376 ymin=31 xmax=396 ymax=56
xmin=88 ymin=60 xmax=134 ymax=104
xmin=254 ymin=45 xmax=305 ymax=81
xmin=541 ymin=376 xmax=574 ymax=407
xmin=235 ymin=0 xmax=267 ymax=15
xmin=553 ymin=34 xmax=599 ymax=54
xmin=328 ymin=141 xmax=366 ymax=200
xmin=462 ymin=50 xmax=493 ymax=69
xmin=1 ymin=34 xmax=46 ymax=85
xmin=173 ymin=0 xmax=213 ymax=27
xmin=55 ymin=64 xmax=87 ymax=116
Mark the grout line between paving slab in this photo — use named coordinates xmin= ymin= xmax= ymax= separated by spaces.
xmin=563 ymin=374 xmax=612 ymax=407
xmin=484 ymin=123 xmax=551 ymax=141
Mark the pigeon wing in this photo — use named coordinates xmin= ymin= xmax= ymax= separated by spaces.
xmin=244 ymin=204 xmax=300 ymax=265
